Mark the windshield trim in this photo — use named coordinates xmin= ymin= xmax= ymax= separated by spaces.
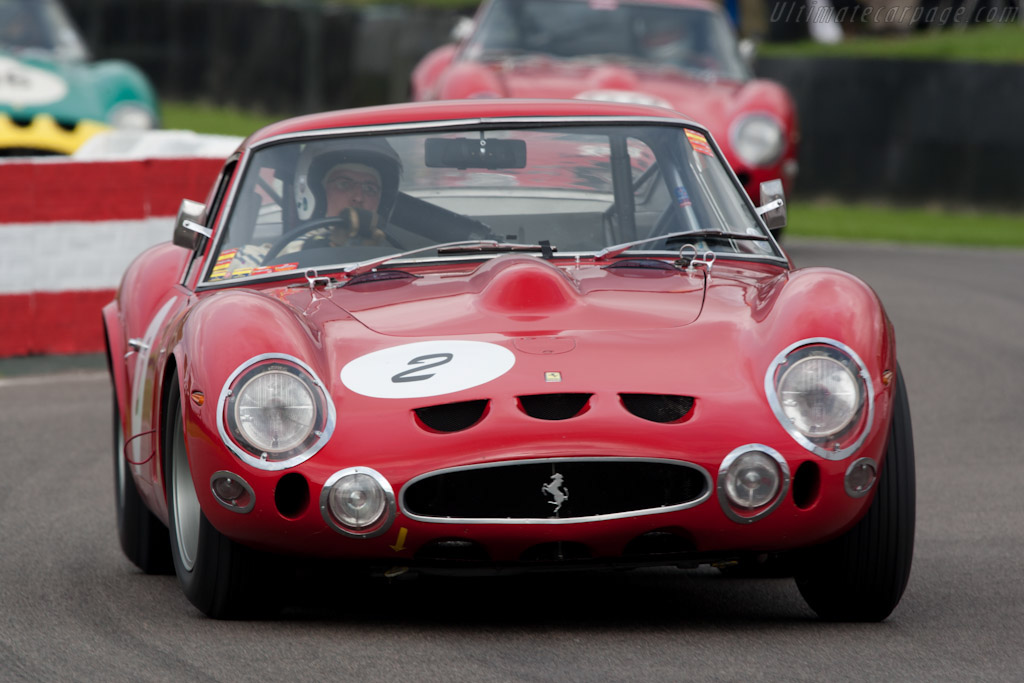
xmin=196 ymin=116 xmax=786 ymax=292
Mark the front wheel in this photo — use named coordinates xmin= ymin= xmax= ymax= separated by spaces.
xmin=794 ymin=366 xmax=915 ymax=621
xmin=113 ymin=394 xmax=172 ymax=574
xmin=164 ymin=379 xmax=278 ymax=619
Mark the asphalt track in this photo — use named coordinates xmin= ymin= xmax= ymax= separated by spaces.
xmin=2 ymin=240 xmax=1023 ymax=682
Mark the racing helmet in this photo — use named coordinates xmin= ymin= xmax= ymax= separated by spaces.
xmin=294 ymin=136 xmax=403 ymax=222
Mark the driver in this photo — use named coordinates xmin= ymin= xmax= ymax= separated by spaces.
xmin=212 ymin=136 xmax=403 ymax=279
xmin=290 ymin=136 xmax=403 ymax=250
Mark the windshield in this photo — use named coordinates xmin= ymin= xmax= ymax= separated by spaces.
xmin=463 ymin=0 xmax=748 ymax=82
xmin=0 ymin=0 xmax=88 ymax=59
xmin=205 ymin=122 xmax=779 ymax=284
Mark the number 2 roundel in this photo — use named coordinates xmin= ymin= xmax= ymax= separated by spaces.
xmin=340 ymin=340 xmax=516 ymax=399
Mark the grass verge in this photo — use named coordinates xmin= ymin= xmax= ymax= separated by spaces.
xmin=758 ymin=23 xmax=1024 ymax=63
xmin=161 ymin=101 xmax=279 ymax=137
xmin=788 ymin=201 xmax=1024 ymax=247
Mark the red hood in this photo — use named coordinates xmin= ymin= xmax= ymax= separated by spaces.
xmin=324 ymin=255 xmax=707 ymax=337
xmin=492 ymin=60 xmax=745 ymax=144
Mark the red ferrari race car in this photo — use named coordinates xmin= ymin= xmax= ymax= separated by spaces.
xmin=411 ymin=0 xmax=798 ymax=211
xmin=105 ymin=99 xmax=913 ymax=621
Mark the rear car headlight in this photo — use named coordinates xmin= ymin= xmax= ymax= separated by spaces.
xmin=107 ymin=102 xmax=157 ymax=130
xmin=718 ymin=445 xmax=790 ymax=523
xmin=320 ymin=467 xmax=395 ymax=537
xmin=765 ymin=339 xmax=874 ymax=460
xmin=217 ymin=354 xmax=335 ymax=470
xmin=729 ymin=113 xmax=785 ymax=167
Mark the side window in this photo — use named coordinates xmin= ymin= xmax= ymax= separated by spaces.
xmin=183 ymin=159 xmax=237 ymax=286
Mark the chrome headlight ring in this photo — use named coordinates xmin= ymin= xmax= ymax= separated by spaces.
xmin=216 ymin=354 xmax=336 ymax=471
xmin=765 ymin=338 xmax=874 ymax=461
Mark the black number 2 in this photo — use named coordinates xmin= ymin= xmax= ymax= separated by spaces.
xmin=391 ymin=353 xmax=454 ymax=383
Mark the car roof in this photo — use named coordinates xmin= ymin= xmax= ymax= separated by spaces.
xmin=243 ymin=99 xmax=700 ymax=149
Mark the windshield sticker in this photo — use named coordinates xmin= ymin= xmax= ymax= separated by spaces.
xmin=675 ymin=185 xmax=692 ymax=208
xmin=685 ymin=130 xmax=714 ymax=156
xmin=209 ymin=249 xmax=238 ymax=279
xmin=0 ymin=57 xmax=69 ymax=107
xmin=250 ymin=263 xmax=298 ymax=277
xmin=341 ymin=340 xmax=516 ymax=399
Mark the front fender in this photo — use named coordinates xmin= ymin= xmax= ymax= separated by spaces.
xmin=102 ymin=300 xmax=128 ymax=421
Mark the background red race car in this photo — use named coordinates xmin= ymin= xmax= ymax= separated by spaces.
xmin=411 ymin=0 xmax=799 ymax=210
xmin=105 ymin=99 xmax=911 ymax=621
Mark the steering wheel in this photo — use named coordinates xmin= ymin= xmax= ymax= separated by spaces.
xmin=263 ymin=217 xmax=346 ymax=262
xmin=262 ymin=212 xmax=401 ymax=263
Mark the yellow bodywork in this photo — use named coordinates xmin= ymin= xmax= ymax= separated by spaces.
xmin=0 ymin=112 xmax=109 ymax=155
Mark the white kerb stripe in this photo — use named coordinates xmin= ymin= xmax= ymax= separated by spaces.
xmin=0 ymin=218 xmax=174 ymax=294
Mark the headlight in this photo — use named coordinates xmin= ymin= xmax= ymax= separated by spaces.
xmin=320 ymin=467 xmax=395 ymax=537
xmin=718 ymin=445 xmax=790 ymax=523
xmin=218 ymin=355 xmax=335 ymax=470
xmin=765 ymin=339 xmax=874 ymax=460
xmin=729 ymin=113 xmax=785 ymax=167
xmin=107 ymin=102 xmax=157 ymax=130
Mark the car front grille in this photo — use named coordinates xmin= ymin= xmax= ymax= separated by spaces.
xmin=402 ymin=458 xmax=710 ymax=522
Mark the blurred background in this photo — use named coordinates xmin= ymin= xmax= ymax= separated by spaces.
xmin=55 ymin=0 xmax=1022 ymax=245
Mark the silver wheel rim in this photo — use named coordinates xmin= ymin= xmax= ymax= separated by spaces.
xmin=115 ymin=415 xmax=127 ymax=515
xmin=171 ymin=411 xmax=201 ymax=572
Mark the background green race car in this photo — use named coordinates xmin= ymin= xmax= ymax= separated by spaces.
xmin=0 ymin=0 xmax=159 ymax=156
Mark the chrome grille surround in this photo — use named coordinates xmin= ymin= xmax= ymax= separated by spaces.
xmin=400 ymin=457 xmax=713 ymax=525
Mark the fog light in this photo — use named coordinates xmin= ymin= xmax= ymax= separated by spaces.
xmin=845 ymin=457 xmax=877 ymax=498
xmin=718 ymin=445 xmax=790 ymax=523
xmin=320 ymin=467 xmax=395 ymax=537
xmin=209 ymin=471 xmax=254 ymax=513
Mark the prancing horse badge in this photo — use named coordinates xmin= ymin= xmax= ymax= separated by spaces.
xmin=542 ymin=472 xmax=569 ymax=516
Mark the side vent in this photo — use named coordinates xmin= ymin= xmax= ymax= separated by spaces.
xmin=620 ymin=394 xmax=694 ymax=423
xmin=517 ymin=393 xmax=591 ymax=420
xmin=415 ymin=399 xmax=489 ymax=433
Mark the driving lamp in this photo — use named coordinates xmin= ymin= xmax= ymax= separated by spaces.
xmin=321 ymin=468 xmax=395 ymax=537
xmin=718 ymin=445 xmax=789 ymax=523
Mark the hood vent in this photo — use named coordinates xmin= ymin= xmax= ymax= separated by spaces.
xmin=517 ymin=393 xmax=591 ymax=420
xmin=620 ymin=394 xmax=694 ymax=423
xmin=415 ymin=399 xmax=489 ymax=432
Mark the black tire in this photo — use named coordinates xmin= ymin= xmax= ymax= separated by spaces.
xmin=794 ymin=366 xmax=915 ymax=621
xmin=164 ymin=379 xmax=278 ymax=619
xmin=113 ymin=394 xmax=173 ymax=574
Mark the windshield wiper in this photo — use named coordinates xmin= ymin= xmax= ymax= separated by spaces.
xmin=343 ymin=240 xmax=550 ymax=278
xmin=594 ymin=230 xmax=769 ymax=262
xmin=438 ymin=242 xmax=554 ymax=255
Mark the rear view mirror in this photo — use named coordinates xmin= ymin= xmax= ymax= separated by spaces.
xmin=171 ymin=199 xmax=211 ymax=250
xmin=757 ymin=179 xmax=787 ymax=231
xmin=425 ymin=137 xmax=527 ymax=170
